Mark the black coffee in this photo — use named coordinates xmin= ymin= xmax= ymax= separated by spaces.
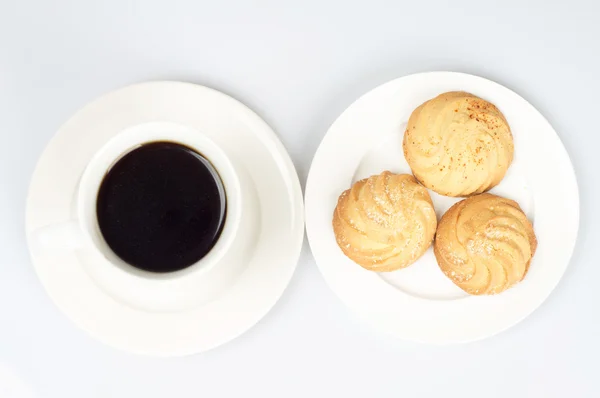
xmin=96 ymin=141 xmax=226 ymax=273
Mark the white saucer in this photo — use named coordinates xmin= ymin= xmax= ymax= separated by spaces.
xmin=26 ymin=81 xmax=304 ymax=356
xmin=305 ymin=72 xmax=579 ymax=344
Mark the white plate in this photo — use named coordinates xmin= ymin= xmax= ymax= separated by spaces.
xmin=305 ymin=71 xmax=579 ymax=344
xmin=26 ymin=81 xmax=304 ymax=356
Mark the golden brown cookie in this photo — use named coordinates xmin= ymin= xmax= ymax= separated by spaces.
xmin=332 ymin=171 xmax=437 ymax=272
xmin=434 ymin=193 xmax=537 ymax=295
xmin=403 ymin=91 xmax=514 ymax=197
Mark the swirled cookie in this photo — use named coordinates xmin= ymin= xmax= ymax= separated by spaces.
xmin=434 ymin=193 xmax=537 ymax=295
xmin=403 ymin=92 xmax=514 ymax=197
xmin=333 ymin=172 xmax=437 ymax=271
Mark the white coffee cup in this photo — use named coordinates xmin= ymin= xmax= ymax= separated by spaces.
xmin=31 ymin=122 xmax=258 ymax=311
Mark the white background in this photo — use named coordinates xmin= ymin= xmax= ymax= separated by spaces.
xmin=1 ymin=0 xmax=598 ymax=397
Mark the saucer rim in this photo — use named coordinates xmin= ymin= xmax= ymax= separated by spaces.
xmin=26 ymin=81 xmax=305 ymax=356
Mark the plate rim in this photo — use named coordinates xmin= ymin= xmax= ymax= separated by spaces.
xmin=305 ymin=70 xmax=580 ymax=344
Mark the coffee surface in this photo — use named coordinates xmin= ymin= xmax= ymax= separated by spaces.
xmin=96 ymin=141 xmax=226 ymax=273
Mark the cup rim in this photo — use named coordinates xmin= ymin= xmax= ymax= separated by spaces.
xmin=76 ymin=121 xmax=242 ymax=281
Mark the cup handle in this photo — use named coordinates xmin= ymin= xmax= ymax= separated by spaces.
xmin=30 ymin=221 xmax=88 ymax=256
